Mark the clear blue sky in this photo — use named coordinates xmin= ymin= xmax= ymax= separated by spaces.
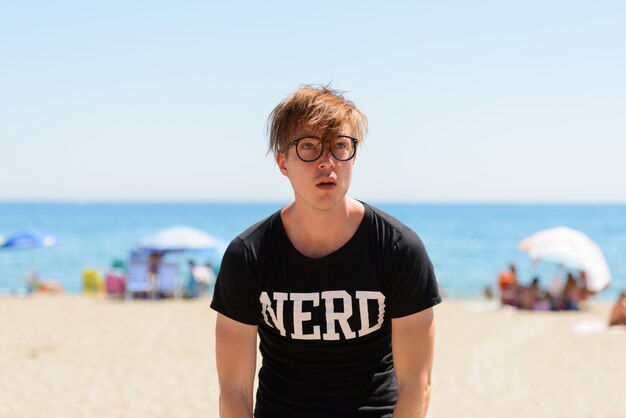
xmin=1 ymin=0 xmax=624 ymax=202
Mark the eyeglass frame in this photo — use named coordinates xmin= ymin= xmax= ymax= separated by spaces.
xmin=281 ymin=135 xmax=359 ymax=162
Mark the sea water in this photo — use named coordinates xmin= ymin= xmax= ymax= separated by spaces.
xmin=0 ymin=203 xmax=625 ymax=299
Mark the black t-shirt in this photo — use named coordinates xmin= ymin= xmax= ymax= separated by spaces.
xmin=211 ymin=202 xmax=441 ymax=418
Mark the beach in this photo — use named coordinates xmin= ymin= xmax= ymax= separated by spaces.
xmin=1 ymin=295 xmax=625 ymax=418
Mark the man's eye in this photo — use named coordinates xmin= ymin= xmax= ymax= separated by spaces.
xmin=300 ymin=141 xmax=319 ymax=149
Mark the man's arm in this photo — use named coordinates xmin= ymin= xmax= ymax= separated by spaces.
xmin=215 ymin=313 xmax=258 ymax=418
xmin=391 ymin=307 xmax=436 ymax=418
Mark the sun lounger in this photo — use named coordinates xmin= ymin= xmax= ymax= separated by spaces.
xmin=156 ymin=262 xmax=179 ymax=298
xmin=126 ymin=262 xmax=151 ymax=298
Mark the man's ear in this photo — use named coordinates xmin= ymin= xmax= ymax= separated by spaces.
xmin=276 ymin=152 xmax=288 ymax=176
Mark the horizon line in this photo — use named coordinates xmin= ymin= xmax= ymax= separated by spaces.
xmin=1 ymin=199 xmax=626 ymax=206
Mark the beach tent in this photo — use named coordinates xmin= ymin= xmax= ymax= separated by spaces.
xmin=131 ymin=226 xmax=226 ymax=299
xmin=0 ymin=228 xmax=57 ymax=250
xmin=519 ymin=226 xmax=611 ymax=292
xmin=134 ymin=225 xmax=226 ymax=267
xmin=136 ymin=226 xmax=226 ymax=256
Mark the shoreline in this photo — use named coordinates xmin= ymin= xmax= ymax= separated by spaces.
xmin=1 ymin=295 xmax=624 ymax=417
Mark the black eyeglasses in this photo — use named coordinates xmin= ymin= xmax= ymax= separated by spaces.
xmin=283 ymin=135 xmax=359 ymax=162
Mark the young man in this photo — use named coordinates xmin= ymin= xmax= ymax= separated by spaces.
xmin=211 ymin=85 xmax=441 ymax=418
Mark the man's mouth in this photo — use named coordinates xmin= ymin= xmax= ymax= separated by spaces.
xmin=316 ymin=180 xmax=337 ymax=190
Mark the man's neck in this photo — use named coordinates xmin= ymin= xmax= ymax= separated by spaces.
xmin=280 ymin=197 xmax=364 ymax=259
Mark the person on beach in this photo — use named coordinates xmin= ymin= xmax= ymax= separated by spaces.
xmin=521 ymin=276 xmax=541 ymax=310
xmin=562 ymin=272 xmax=582 ymax=310
xmin=608 ymin=290 xmax=626 ymax=327
xmin=498 ymin=263 xmax=519 ymax=307
xmin=25 ymin=270 xmax=63 ymax=294
xmin=147 ymin=252 xmax=162 ymax=298
xmin=211 ymin=85 xmax=441 ymax=418
xmin=185 ymin=260 xmax=215 ymax=298
xmin=185 ymin=260 xmax=200 ymax=298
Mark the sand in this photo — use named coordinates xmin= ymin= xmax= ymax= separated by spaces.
xmin=1 ymin=295 xmax=624 ymax=418
xmin=430 ymin=300 xmax=626 ymax=418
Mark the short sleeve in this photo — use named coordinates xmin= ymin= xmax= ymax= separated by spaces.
xmin=210 ymin=238 xmax=261 ymax=325
xmin=385 ymin=231 xmax=442 ymax=318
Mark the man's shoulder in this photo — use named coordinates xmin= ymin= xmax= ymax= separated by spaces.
xmin=363 ymin=202 xmax=415 ymax=237
xmin=232 ymin=210 xmax=281 ymax=248
xmin=219 ymin=210 xmax=282 ymax=274
xmin=360 ymin=202 xmax=430 ymax=260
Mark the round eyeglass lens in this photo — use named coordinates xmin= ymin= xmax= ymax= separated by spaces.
xmin=295 ymin=137 xmax=323 ymax=161
xmin=331 ymin=136 xmax=356 ymax=161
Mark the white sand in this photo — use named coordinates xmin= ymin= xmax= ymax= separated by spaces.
xmin=1 ymin=295 xmax=624 ymax=418
xmin=0 ymin=295 xmax=219 ymax=418
xmin=431 ymin=300 xmax=626 ymax=418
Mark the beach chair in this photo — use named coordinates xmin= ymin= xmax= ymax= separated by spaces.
xmin=125 ymin=262 xmax=151 ymax=298
xmin=82 ymin=269 xmax=104 ymax=295
xmin=156 ymin=262 xmax=179 ymax=298
xmin=105 ymin=271 xmax=126 ymax=299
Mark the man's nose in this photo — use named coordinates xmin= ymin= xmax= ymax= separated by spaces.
xmin=317 ymin=148 xmax=336 ymax=170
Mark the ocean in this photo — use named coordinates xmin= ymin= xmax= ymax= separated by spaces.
xmin=1 ymin=203 xmax=625 ymax=300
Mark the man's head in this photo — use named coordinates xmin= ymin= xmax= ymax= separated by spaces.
xmin=267 ymin=85 xmax=368 ymax=157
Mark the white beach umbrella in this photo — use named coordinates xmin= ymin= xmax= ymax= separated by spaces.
xmin=137 ymin=226 xmax=225 ymax=254
xmin=518 ymin=226 xmax=611 ymax=292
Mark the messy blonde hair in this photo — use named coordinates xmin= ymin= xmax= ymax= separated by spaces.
xmin=267 ymin=84 xmax=368 ymax=156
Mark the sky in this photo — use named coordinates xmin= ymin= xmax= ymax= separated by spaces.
xmin=1 ymin=0 xmax=624 ymax=203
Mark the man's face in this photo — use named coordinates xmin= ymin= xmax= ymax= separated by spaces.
xmin=276 ymin=124 xmax=357 ymax=212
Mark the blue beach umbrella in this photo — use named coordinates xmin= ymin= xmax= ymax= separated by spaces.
xmin=0 ymin=229 xmax=59 ymax=294
xmin=0 ymin=228 xmax=58 ymax=250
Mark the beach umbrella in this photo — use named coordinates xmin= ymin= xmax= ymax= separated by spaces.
xmin=0 ymin=229 xmax=59 ymax=293
xmin=136 ymin=226 xmax=226 ymax=255
xmin=518 ymin=226 xmax=611 ymax=292
xmin=0 ymin=228 xmax=58 ymax=250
